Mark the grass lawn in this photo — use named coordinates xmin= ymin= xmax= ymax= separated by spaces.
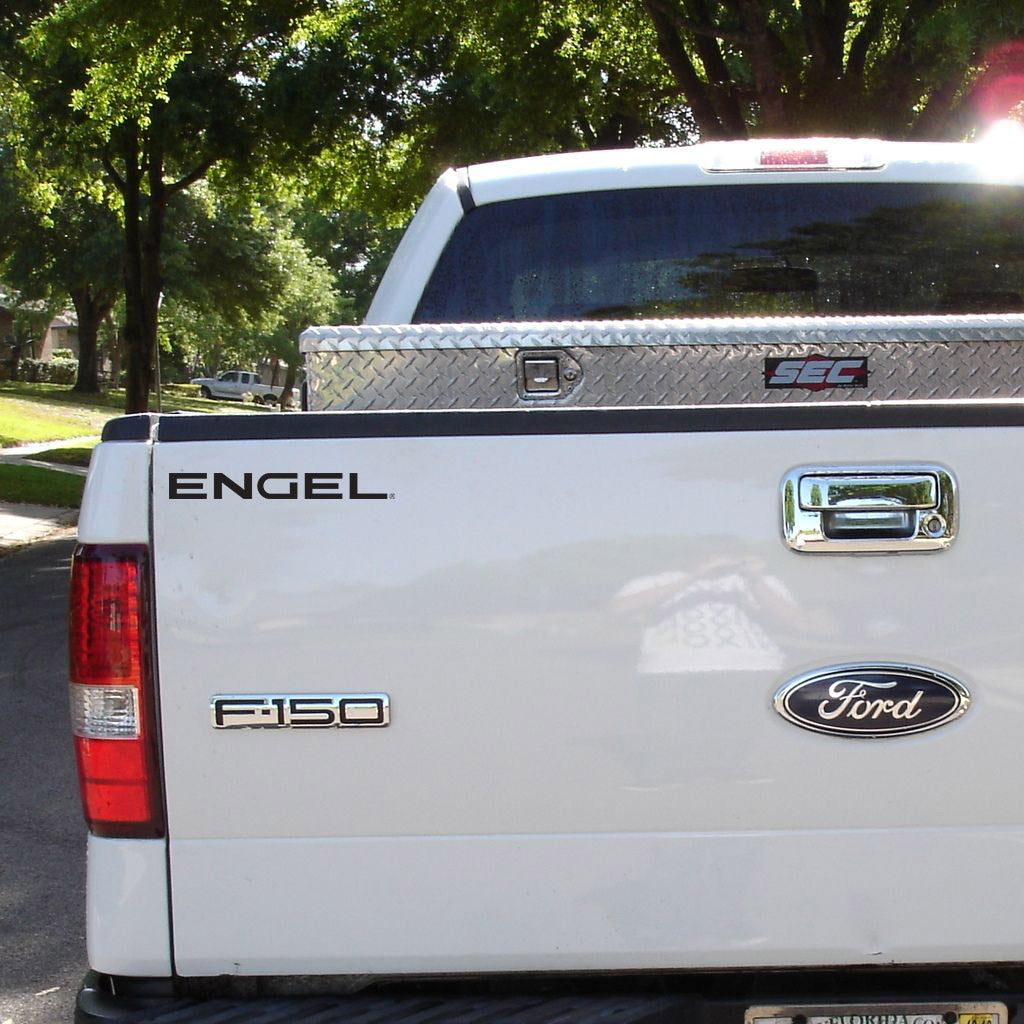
xmin=0 ymin=463 xmax=86 ymax=508
xmin=0 ymin=381 xmax=266 ymax=447
xmin=32 ymin=440 xmax=99 ymax=468
xmin=0 ymin=394 xmax=109 ymax=446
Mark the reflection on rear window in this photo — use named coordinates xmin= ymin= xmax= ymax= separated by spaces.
xmin=414 ymin=183 xmax=1024 ymax=322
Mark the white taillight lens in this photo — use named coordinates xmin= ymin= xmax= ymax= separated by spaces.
xmin=70 ymin=684 xmax=140 ymax=739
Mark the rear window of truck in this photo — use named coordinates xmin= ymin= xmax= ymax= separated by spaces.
xmin=414 ymin=182 xmax=1024 ymax=321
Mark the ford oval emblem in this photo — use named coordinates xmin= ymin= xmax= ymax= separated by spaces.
xmin=773 ymin=663 xmax=970 ymax=738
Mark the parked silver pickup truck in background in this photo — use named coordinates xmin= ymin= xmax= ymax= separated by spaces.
xmin=190 ymin=369 xmax=285 ymax=404
xmin=74 ymin=138 xmax=1024 ymax=1023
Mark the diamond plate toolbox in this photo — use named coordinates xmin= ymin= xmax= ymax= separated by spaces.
xmin=300 ymin=315 xmax=1024 ymax=411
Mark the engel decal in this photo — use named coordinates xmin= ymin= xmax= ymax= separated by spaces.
xmin=167 ymin=472 xmax=392 ymax=499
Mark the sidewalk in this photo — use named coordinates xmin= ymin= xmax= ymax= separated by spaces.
xmin=0 ymin=435 xmax=95 ymax=478
xmin=0 ymin=500 xmax=77 ymax=554
xmin=0 ymin=435 xmax=97 ymax=458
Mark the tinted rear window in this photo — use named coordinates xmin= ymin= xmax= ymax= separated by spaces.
xmin=414 ymin=183 xmax=1024 ymax=321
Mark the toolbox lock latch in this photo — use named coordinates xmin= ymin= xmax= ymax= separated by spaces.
xmin=516 ymin=350 xmax=582 ymax=401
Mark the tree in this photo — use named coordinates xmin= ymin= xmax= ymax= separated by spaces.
xmin=303 ymin=1 xmax=691 ymax=222
xmin=1 ymin=0 xmax=398 ymax=412
xmin=635 ymin=1 xmax=1024 ymax=140
xmin=296 ymin=206 xmax=401 ymax=324
xmin=0 ymin=99 xmax=122 ymax=391
xmin=160 ymin=192 xmax=342 ymax=403
xmin=381 ymin=1 xmax=1024 ymax=147
xmin=0 ymin=183 xmax=122 ymax=392
xmin=159 ymin=187 xmax=295 ymax=375
xmin=262 ymin=227 xmax=342 ymax=409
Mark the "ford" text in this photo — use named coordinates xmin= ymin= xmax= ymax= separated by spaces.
xmin=818 ymin=679 xmax=923 ymax=721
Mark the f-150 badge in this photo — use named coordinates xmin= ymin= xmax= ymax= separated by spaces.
xmin=764 ymin=355 xmax=868 ymax=389
xmin=211 ymin=694 xmax=390 ymax=729
xmin=773 ymin=664 xmax=969 ymax=738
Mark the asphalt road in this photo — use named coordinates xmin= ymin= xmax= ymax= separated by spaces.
xmin=0 ymin=537 xmax=85 ymax=1024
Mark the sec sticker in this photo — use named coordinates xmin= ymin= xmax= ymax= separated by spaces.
xmin=960 ymin=1015 xmax=995 ymax=1024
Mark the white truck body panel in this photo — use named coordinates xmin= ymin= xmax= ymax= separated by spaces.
xmin=170 ymin=827 xmax=1024 ymax=975
xmin=150 ymin=425 xmax=1023 ymax=974
xmin=86 ymin=836 xmax=172 ymax=976
xmin=77 ymin=442 xmax=151 ymax=545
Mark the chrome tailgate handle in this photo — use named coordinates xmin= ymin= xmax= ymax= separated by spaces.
xmin=783 ymin=466 xmax=956 ymax=553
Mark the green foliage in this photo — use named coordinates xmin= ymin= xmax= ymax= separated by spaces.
xmin=159 ymin=189 xmax=342 ymax=373
xmin=303 ymin=0 xmax=688 ymax=220
xmin=296 ymin=205 xmax=399 ymax=322
xmin=0 ymin=160 xmax=116 ymax=303
xmin=0 ymin=0 xmax=394 ymax=411
xmin=20 ymin=356 xmax=78 ymax=384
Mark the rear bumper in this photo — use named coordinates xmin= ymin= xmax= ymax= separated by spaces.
xmin=76 ymin=966 xmax=1024 ymax=1023
xmin=75 ymin=971 xmax=688 ymax=1022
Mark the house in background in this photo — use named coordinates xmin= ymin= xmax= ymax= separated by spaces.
xmin=34 ymin=312 xmax=79 ymax=359
xmin=0 ymin=300 xmax=79 ymax=360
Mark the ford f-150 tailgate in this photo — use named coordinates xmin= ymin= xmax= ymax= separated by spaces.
xmin=148 ymin=400 xmax=1024 ymax=977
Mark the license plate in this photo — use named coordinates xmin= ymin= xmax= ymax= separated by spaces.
xmin=746 ymin=1003 xmax=1008 ymax=1024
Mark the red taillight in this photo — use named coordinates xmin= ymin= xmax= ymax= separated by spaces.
xmin=70 ymin=555 xmax=143 ymax=684
xmin=701 ymin=141 xmax=884 ymax=173
xmin=69 ymin=545 xmax=164 ymax=838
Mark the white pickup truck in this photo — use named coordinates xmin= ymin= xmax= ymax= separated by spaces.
xmin=73 ymin=139 xmax=1024 ymax=1023
xmin=190 ymin=369 xmax=285 ymax=404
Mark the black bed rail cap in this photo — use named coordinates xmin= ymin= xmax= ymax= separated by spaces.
xmin=101 ymin=413 xmax=159 ymax=442
xmin=150 ymin=400 xmax=1024 ymax=443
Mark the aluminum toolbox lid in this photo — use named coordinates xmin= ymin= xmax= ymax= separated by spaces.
xmin=300 ymin=314 xmax=1024 ymax=352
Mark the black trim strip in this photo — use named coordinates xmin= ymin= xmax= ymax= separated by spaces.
xmin=102 ymin=413 xmax=158 ymax=442
xmin=456 ymin=167 xmax=476 ymax=213
xmin=151 ymin=401 xmax=1024 ymax=443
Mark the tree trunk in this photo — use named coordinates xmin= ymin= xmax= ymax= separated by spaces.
xmin=71 ymin=288 xmax=111 ymax=393
xmin=108 ymin=114 xmax=216 ymax=412
xmin=279 ymin=362 xmax=297 ymax=411
xmin=119 ymin=123 xmax=168 ymax=413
